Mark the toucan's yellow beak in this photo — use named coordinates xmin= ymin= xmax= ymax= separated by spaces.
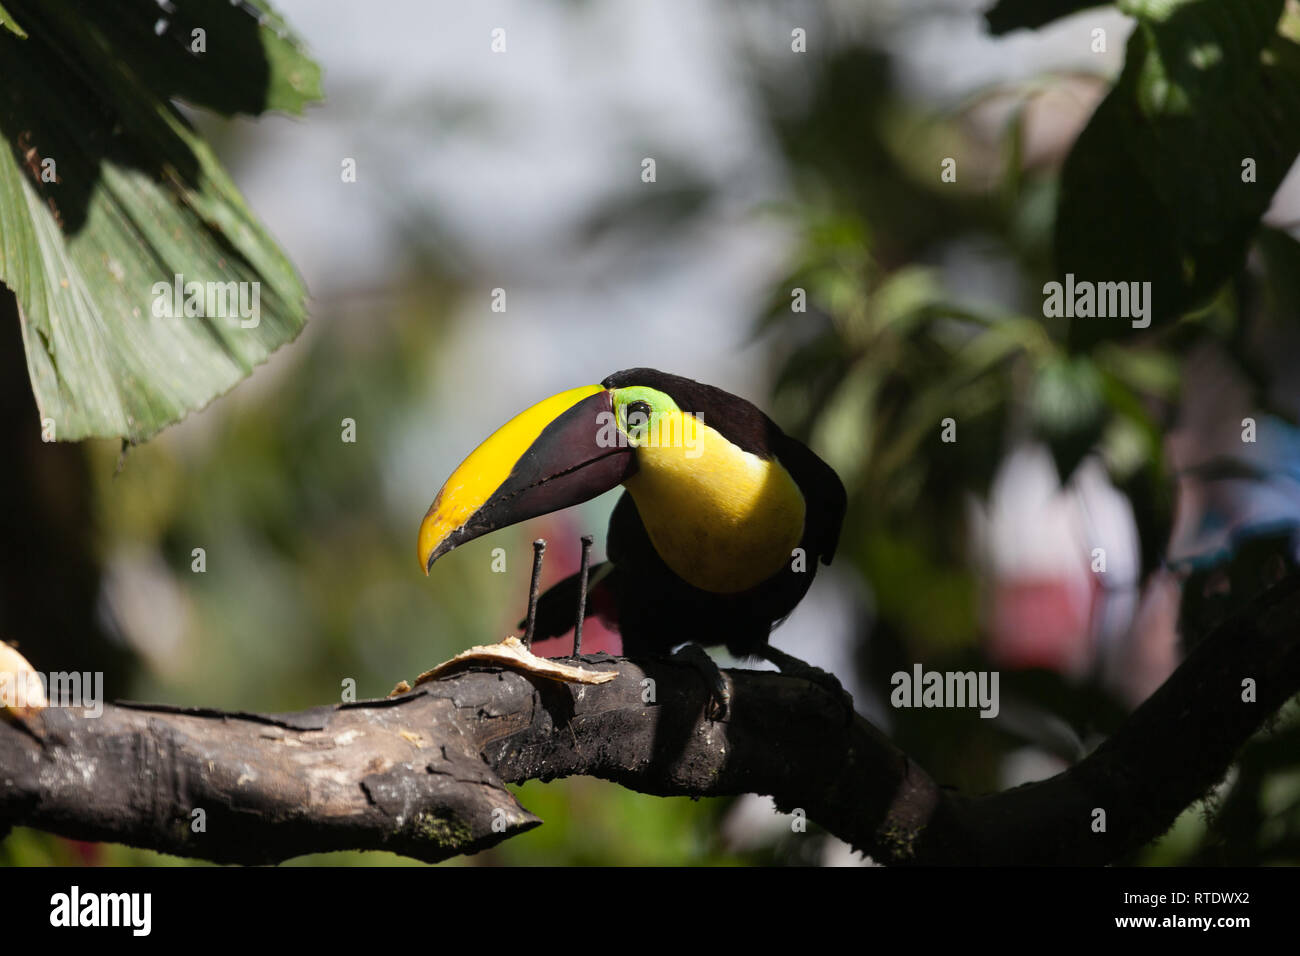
xmin=418 ymin=384 xmax=634 ymax=573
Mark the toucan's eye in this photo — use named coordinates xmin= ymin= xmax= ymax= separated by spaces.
xmin=625 ymin=400 xmax=652 ymax=437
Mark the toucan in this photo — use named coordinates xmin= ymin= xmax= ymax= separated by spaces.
xmin=417 ymin=368 xmax=848 ymax=709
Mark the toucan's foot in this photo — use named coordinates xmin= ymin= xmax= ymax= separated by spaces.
xmin=670 ymin=643 xmax=731 ymax=721
xmin=755 ymin=645 xmax=855 ymax=726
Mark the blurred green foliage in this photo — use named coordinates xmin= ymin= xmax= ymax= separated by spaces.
xmin=754 ymin=0 xmax=1300 ymax=863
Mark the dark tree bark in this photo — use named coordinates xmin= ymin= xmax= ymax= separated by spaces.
xmin=2 ymin=569 xmax=1298 ymax=865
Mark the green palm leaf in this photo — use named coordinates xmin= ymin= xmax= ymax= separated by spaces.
xmin=0 ymin=0 xmax=321 ymax=441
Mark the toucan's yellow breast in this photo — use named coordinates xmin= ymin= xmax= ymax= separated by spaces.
xmin=623 ymin=413 xmax=805 ymax=593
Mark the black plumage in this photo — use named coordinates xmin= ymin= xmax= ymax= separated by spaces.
xmin=533 ymin=369 xmax=846 ymax=658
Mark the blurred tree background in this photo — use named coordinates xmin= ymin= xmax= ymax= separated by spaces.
xmin=4 ymin=0 xmax=1300 ymax=865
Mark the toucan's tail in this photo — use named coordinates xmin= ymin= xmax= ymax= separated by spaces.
xmin=523 ymin=562 xmax=618 ymax=641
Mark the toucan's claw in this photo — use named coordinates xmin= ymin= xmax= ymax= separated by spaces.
xmin=756 ymin=645 xmax=854 ymax=726
xmin=671 ymin=643 xmax=731 ymax=721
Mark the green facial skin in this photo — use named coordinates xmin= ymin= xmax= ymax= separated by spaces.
xmin=612 ymin=386 xmax=679 ymax=445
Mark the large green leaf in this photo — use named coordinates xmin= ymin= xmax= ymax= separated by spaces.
xmin=1056 ymin=0 xmax=1300 ymax=349
xmin=0 ymin=2 xmax=26 ymax=38
xmin=0 ymin=0 xmax=320 ymax=442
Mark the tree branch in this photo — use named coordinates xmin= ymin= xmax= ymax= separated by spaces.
xmin=3 ymin=571 xmax=1299 ymax=864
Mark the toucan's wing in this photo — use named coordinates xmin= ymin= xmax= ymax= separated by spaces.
xmin=772 ymin=430 xmax=847 ymax=565
xmin=605 ymin=490 xmax=686 ymax=581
